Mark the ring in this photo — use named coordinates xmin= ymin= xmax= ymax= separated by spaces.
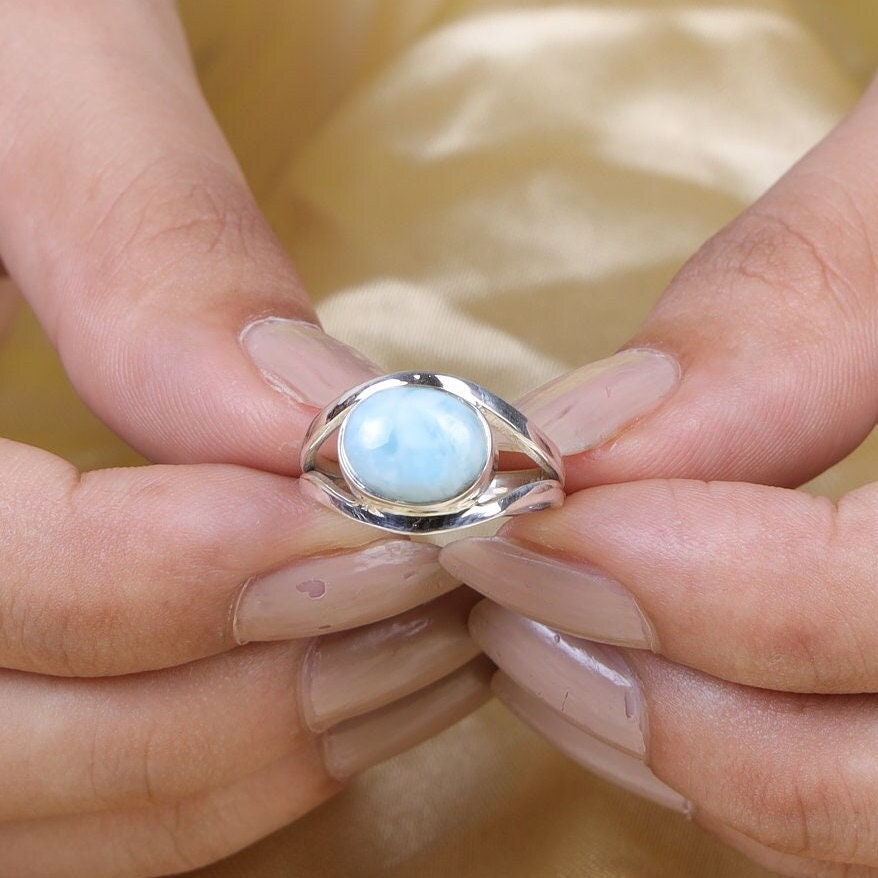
xmin=299 ymin=371 xmax=565 ymax=534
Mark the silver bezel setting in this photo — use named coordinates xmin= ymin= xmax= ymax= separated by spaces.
xmin=336 ymin=386 xmax=496 ymax=516
xmin=299 ymin=371 xmax=565 ymax=534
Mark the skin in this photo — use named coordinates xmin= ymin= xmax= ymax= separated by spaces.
xmin=0 ymin=3 xmax=491 ymax=874
xmin=447 ymin=57 xmax=878 ymax=878
xmin=7 ymin=3 xmax=878 ymax=877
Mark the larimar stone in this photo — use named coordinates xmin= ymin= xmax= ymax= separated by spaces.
xmin=340 ymin=385 xmax=491 ymax=505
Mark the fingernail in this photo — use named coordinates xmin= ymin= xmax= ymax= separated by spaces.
xmin=493 ymin=672 xmax=690 ymax=815
xmin=301 ymin=588 xmax=481 ymax=732
xmin=234 ymin=539 xmax=458 ymax=643
xmin=241 ymin=317 xmax=382 ymax=407
xmin=440 ymin=536 xmax=656 ymax=649
xmin=321 ymin=655 xmax=494 ymax=779
xmin=470 ymin=601 xmax=645 ymax=756
xmin=517 ymin=348 xmax=680 ymax=456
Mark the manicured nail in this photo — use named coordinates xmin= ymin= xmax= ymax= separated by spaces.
xmin=241 ymin=317 xmax=382 ymax=406
xmin=234 ymin=539 xmax=459 ymax=643
xmin=517 ymin=348 xmax=680 ymax=456
xmin=440 ymin=536 xmax=656 ymax=649
xmin=493 ymin=672 xmax=690 ymax=815
xmin=321 ymin=655 xmax=494 ymax=779
xmin=300 ymin=588 xmax=482 ymax=732
xmin=470 ymin=601 xmax=645 ymax=756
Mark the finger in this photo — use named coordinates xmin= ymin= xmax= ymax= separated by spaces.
xmin=491 ymin=671 xmax=689 ymax=813
xmin=1 ymin=440 xmax=462 ymax=676
xmin=0 ymin=746 xmax=338 ymax=878
xmin=516 ymin=75 xmax=878 ymax=492
xmin=703 ymin=819 xmax=878 ymax=878
xmin=0 ymin=1 xmax=379 ymax=472
xmin=2 ymin=590 xmax=479 ymax=820
xmin=0 ymin=662 xmax=492 ymax=878
xmin=321 ymin=654 xmax=494 ymax=779
xmin=2 ymin=641 xmax=312 ymax=822
xmin=495 ymin=669 xmax=873 ymax=878
xmin=629 ymin=648 xmax=878 ymax=867
xmin=301 ymin=586 xmax=481 ymax=732
xmin=232 ymin=536 xmax=459 ymax=647
xmin=475 ymin=605 xmax=878 ymax=866
xmin=446 ymin=478 xmax=878 ymax=692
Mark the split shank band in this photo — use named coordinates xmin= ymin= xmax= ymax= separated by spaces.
xmin=300 ymin=372 xmax=565 ymax=534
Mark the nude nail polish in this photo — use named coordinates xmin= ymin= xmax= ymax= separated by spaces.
xmin=470 ymin=601 xmax=646 ymax=756
xmin=241 ymin=317 xmax=382 ymax=406
xmin=440 ymin=536 xmax=656 ymax=649
xmin=234 ymin=539 xmax=459 ymax=643
xmin=493 ymin=673 xmax=689 ymax=815
xmin=300 ymin=588 xmax=482 ymax=732
xmin=321 ymin=655 xmax=494 ymax=779
xmin=517 ymin=348 xmax=680 ymax=456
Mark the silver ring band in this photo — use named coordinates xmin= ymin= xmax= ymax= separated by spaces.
xmin=299 ymin=371 xmax=565 ymax=534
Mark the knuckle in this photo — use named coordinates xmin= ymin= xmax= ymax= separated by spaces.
xmin=110 ymin=800 xmax=205 ymax=878
xmin=691 ymin=198 xmax=872 ymax=341
xmin=0 ymin=468 xmax=117 ymax=676
xmin=20 ymin=547 xmax=130 ymax=677
xmin=95 ymin=155 xmax=262 ymax=265
xmin=762 ymin=494 xmax=874 ymax=692
xmin=750 ymin=766 xmax=872 ymax=862
xmin=134 ymin=721 xmax=167 ymax=809
xmin=130 ymin=788 xmax=255 ymax=876
xmin=1 ymin=463 xmax=254 ymax=676
xmin=729 ymin=209 xmax=837 ymax=298
xmin=145 ymin=801 xmax=207 ymax=874
xmin=127 ymin=176 xmax=260 ymax=264
xmin=82 ymin=712 xmax=169 ymax=812
xmin=65 ymin=154 xmax=273 ymax=330
xmin=764 ymin=611 xmax=852 ymax=692
xmin=24 ymin=584 xmax=137 ymax=677
xmin=114 ymin=744 xmax=316 ymax=876
xmin=762 ymin=610 xmax=873 ymax=693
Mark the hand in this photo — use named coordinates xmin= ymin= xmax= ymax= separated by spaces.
xmin=0 ymin=3 xmax=486 ymax=873
xmin=440 ymin=71 xmax=878 ymax=877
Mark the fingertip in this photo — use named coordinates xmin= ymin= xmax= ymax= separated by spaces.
xmin=74 ymin=308 xmax=380 ymax=473
xmin=441 ymin=534 xmax=656 ymax=650
xmin=0 ymin=2 xmax=383 ymax=474
xmin=516 ymin=347 xmax=681 ymax=459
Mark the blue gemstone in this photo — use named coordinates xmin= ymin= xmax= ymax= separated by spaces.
xmin=340 ymin=385 xmax=491 ymax=505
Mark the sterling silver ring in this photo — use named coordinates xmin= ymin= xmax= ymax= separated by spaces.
xmin=299 ymin=371 xmax=565 ymax=534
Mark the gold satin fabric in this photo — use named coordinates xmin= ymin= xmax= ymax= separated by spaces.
xmin=3 ymin=1 xmax=878 ymax=874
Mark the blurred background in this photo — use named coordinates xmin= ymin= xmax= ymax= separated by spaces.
xmin=2 ymin=2 xmax=878 ymax=874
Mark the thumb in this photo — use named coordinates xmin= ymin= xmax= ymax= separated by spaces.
xmin=518 ymin=75 xmax=878 ymax=491
xmin=0 ymin=1 xmax=379 ymax=473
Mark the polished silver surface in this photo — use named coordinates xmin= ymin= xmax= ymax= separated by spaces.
xmin=300 ymin=372 xmax=565 ymax=534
